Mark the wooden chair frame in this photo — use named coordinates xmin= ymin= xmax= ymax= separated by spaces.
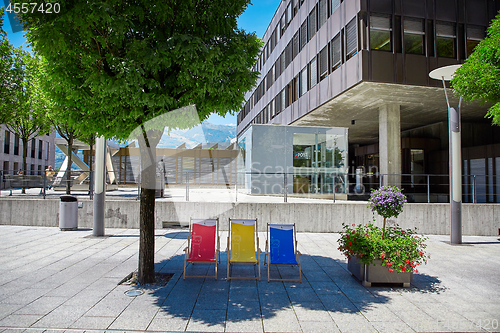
xmin=265 ymin=223 xmax=302 ymax=283
xmin=226 ymin=218 xmax=261 ymax=281
xmin=183 ymin=218 xmax=220 ymax=280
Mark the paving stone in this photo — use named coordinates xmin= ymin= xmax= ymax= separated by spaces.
xmin=298 ymin=321 xmax=340 ymax=333
xmin=293 ymin=302 xmax=332 ymax=322
xmin=69 ymin=316 xmax=115 ymax=330
xmin=0 ymin=314 xmax=43 ymax=328
xmin=147 ymin=317 xmax=189 ymax=331
xmin=30 ymin=305 xmax=88 ymax=328
xmin=261 ymin=309 xmax=301 ymax=332
xmin=185 ymin=309 xmax=226 ymax=332
xmin=13 ymin=296 xmax=68 ymax=315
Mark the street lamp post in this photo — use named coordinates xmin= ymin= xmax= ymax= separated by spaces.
xmin=429 ymin=64 xmax=462 ymax=245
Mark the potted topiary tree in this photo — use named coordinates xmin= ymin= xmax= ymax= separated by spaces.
xmin=338 ymin=186 xmax=430 ymax=287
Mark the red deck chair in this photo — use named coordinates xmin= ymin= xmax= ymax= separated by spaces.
xmin=183 ymin=218 xmax=220 ymax=280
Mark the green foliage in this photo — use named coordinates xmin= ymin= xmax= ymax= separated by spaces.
xmin=0 ymin=7 xmax=16 ymax=124
xmin=14 ymin=0 xmax=262 ymax=140
xmin=5 ymin=49 xmax=51 ymax=138
xmin=452 ymin=12 xmax=500 ymax=125
xmin=338 ymin=223 xmax=430 ymax=273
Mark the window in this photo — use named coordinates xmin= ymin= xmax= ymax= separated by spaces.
xmin=281 ymin=88 xmax=286 ymax=111
xmin=332 ymin=0 xmax=340 ymax=13
xmin=308 ymin=7 xmax=317 ymax=41
xmin=319 ymin=0 xmax=327 ymax=29
xmin=404 ymin=18 xmax=425 ymax=55
xmin=281 ymin=14 xmax=286 ymax=36
xmin=3 ymin=161 xmax=8 ymax=174
xmin=38 ymin=165 xmax=42 ymax=176
xmin=30 ymin=164 xmax=35 ymax=175
xmin=293 ymin=0 xmax=299 ymax=16
xmin=293 ymin=32 xmax=299 ymax=59
xmin=286 ymin=83 xmax=292 ymax=107
xmin=293 ymin=76 xmax=299 ymax=102
xmin=436 ymin=22 xmax=456 ymax=58
xmin=14 ymin=133 xmax=19 ymax=155
xmin=300 ymin=20 xmax=308 ymax=51
xmin=346 ymin=18 xmax=358 ymax=59
xmin=31 ymin=138 xmax=35 ymax=158
xmin=370 ymin=14 xmax=392 ymax=51
xmin=310 ymin=57 xmax=318 ymax=88
xmin=331 ymin=33 xmax=341 ymax=70
xmin=286 ymin=3 xmax=292 ymax=24
xmin=38 ymin=140 xmax=43 ymax=159
xmin=300 ymin=67 xmax=308 ymax=96
xmin=4 ymin=130 xmax=10 ymax=154
xmin=319 ymin=46 xmax=328 ymax=80
xmin=270 ymin=101 xmax=275 ymax=119
xmin=285 ymin=41 xmax=292 ymax=68
xmin=276 ymin=57 xmax=281 ymax=78
xmin=280 ymin=52 xmax=286 ymax=74
xmin=466 ymin=25 xmax=485 ymax=57
xmin=276 ymin=92 xmax=282 ymax=114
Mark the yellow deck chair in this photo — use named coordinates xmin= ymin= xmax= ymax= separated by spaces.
xmin=226 ymin=218 xmax=261 ymax=281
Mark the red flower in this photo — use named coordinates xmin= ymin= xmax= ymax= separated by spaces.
xmin=388 ymin=268 xmax=394 ymax=273
xmin=351 ymin=230 xmax=355 ymax=234
xmin=348 ymin=242 xmax=352 ymax=246
xmin=401 ymin=266 xmax=406 ymax=272
xmin=419 ymin=251 xmax=424 ymax=257
xmin=346 ymin=234 xmax=350 ymax=239
xmin=406 ymin=259 xmax=410 ymax=264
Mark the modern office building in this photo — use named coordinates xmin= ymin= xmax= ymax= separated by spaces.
xmin=0 ymin=124 xmax=56 ymax=176
xmin=236 ymin=0 xmax=500 ymax=202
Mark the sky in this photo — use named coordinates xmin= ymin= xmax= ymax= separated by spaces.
xmin=2 ymin=0 xmax=282 ymax=126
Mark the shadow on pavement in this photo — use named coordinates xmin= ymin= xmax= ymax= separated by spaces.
xmin=144 ymin=253 xmax=444 ymax=328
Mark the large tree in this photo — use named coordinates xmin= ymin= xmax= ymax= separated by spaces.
xmin=16 ymin=0 xmax=261 ymax=283
xmin=0 ymin=7 xmax=16 ymax=124
xmin=452 ymin=12 xmax=500 ymax=125
xmin=5 ymin=48 xmax=50 ymax=189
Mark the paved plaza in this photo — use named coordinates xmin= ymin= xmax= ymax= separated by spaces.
xmin=0 ymin=225 xmax=499 ymax=333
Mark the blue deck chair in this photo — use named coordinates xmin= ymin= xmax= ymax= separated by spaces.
xmin=265 ymin=223 xmax=302 ymax=283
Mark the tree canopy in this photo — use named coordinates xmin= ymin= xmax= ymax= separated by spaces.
xmin=15 ymin=0 xmax=261 ymax=283
xmin=17 ymin=0 xmax=261 ymax=139
xmin=452 ymin=12 xmax=500 ymax=125
xmin=0 ymin=7 xmax=16 ymax=124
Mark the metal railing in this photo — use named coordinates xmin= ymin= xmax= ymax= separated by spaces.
xmin=2 ymin=169 xmax=500 ymax=204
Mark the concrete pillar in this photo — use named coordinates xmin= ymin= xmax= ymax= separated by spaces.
xmin=93 ymin=136 xmax=106 ymax=236
xmin=379 ymin=104 xmax=401 ymax=187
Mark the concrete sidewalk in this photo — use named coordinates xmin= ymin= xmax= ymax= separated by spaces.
xmin=0 ymin=226 xmax=499 ymax=333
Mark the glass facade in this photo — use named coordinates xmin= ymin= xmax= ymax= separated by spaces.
xmin=238 ymin=125 xmax=348 ymax=197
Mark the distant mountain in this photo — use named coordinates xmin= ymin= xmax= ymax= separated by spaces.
xmin=54 ymin=122 xmax=236 ymax=169
xmin=157 ymin=122 xmax=235 ymax=148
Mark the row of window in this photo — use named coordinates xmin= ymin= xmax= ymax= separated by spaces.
xmin=3 ymin=131 xmax=50 ymax=160
xmin=256 ymin=0 xmax=341 ymax=74
xmin=238 ymin=13 xmax=486 ymax=127
xmin=1 ymin=161 xmax=48 ymax=175
xmin=238 ymin=13 xmax=356 ymax=127
xmin=370 ymin=14 xmax=485 ymax=58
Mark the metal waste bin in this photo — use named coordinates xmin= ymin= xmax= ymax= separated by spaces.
xmin=59 ymin=195 xmax=78 ymax=230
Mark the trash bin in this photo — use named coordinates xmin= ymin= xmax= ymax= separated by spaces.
xmin=59 ymin=195 xmax=78 ymax=230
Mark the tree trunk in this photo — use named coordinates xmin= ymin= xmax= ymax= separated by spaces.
xmin=382 ymin=217 xmax=386 ymax=239
xmin=21 ymin=138 xmax=28 ymax=194
xmin=66 ymin=136 xmax=73 ymax=194
xmin=137 ymin=127 xmax=162 ymax=284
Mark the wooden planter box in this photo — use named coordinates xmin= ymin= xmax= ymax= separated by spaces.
xmin=348 ymin=256 xmax=413 ymax=287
